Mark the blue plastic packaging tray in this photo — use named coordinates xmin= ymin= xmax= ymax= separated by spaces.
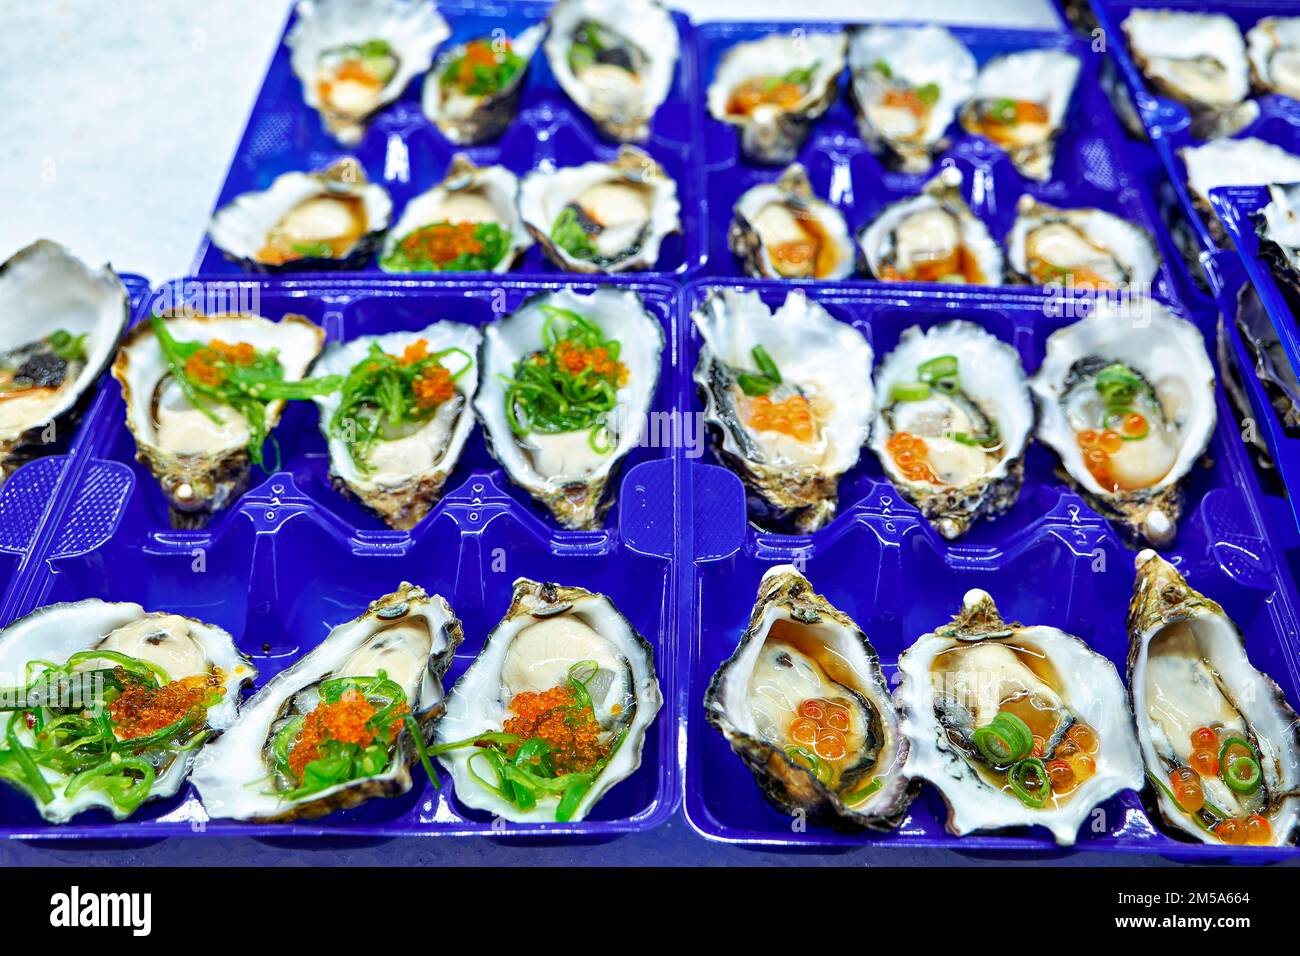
xmin=191 ymin=0 xmax=705 ymax=277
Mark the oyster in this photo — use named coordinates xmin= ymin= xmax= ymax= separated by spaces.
xmin=1007 ymin=195 xmax=1160 ymax=291
xmin=207 ymin=158 xmax=393 ymax=271
xmin=0 ymin=599 xmax=253 ymax=823
xmin=691 ymin=288 xmax=874 ymax=533
xmin=113 ymin=311 xmax=327 ymax=528
xmin=1030 ymin=299 xmax=1216 ymax=547
xmin=895 ymin=589 xmax=1143 ymax=845
xmin=191 ymin=583 xmax=460 ymax=821
xmin=705 ymin=566 xmax=913 ymax=830
xmin=287 ymin=0 xmax=449 ymax=144
xmin=434 ymin=578 xmax=660 ymax=823
xmin=858 ymin=168 xmax=1004 ymax=285
xmin=518 ymin=147 xmax=680 ymax=273
xmin=847 ymin=25 xmax=977 ymax=173
xmin=380 ymin=156 xmax=530 ymax=273
xmin=545 ymin=0 xmax=679 ymax=142
xmin=870 ymin=321 xmax=1033 ymax=539
xmin=729 ymin=164 xmax=854 ymax=279
xmin=1127 ymin=551 xmax=1300 ymax=846
xmin=474 ymin=287 xmax=663 ymax=529
xmin=959 ymin=48 xmax=1080 ymax=181
xmin=313 ymin=322 xmax=480 ymax=530
xmin=707 ymin=31 xmax=847 ymax=165
xmin=1234 ymin=283 xmax=1300 ymax=433
xmin=1180 ymin=137 xmax=1300 ymax=243
xmin=423 ymin=25 xmax=545 ymax=145
xmin=0 ymin=241 xmax=128 ymax=478
xmin=1248 ymin=16 xmax=1300 ymax=100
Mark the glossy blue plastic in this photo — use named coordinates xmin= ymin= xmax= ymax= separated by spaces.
xmin=191 ymin=0 xmax=705 ymax=277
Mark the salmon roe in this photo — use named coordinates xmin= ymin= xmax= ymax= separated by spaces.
xmin=452 ymin=40 xmax=513 ymax=90
xmin=109 ymin=668 xmax=226 ymax=740
xmin=398 ymin=221 xmax=484 ymax=266
xmin=880 ymin=87 xmax=931 ymax=117
xmin=974 ymin=100 xmax=1050 ymax=144
xmin=1169 ymin=765 xmax=1206 ymax=813
xmin=746 ymin=393 xmax=815 ymax=442
xmin=316 ymin=57 xmax=384 ymax=104
xmin=288 ymin=689 xmax=408 ymax=781
xmin=726 ymin=77 xmax=805 ymax=115
xmin=788 ymin=698 xmax=852 ymax=763
xmin=886 ymin=430 xmax=940 ymax=484
xmin=183 ymin=339 xmax=257 ymax=386
xmin=1245 ymin=814 xmax=1273 ymax=845
xmin=553 ymin=340 xmax=628 ymax=386
xmin=501 ymin=685 xmax=610 ymax=775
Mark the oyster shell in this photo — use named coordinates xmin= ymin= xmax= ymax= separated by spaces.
xmin=287 ymin=0 xmax=449 ymax=144
xmin=474 ymin=287 xmax=663 ymax=529
xmin=896 ymin=589 xmax=1143 ymax=845
xmin=380 ymin=156 xmax=530 ymax=273
xmin=959 ymin=49 xmax=1080 ymax=181
xmin=518 ymin=146 xmax=680 ymax=273
xmin=545 ymin=0 xmax=679 ymax=142
xmin=1181 ymin=137 xmax=1300 ymax=243
xmin=691 ymin=288 xmax=874 ymax=533
xmin=0 ymin=599 xmax=254 ymax=823
xmin=312 ymin=322 xmax=480 ymax=530
xmin=870 ymin=321 xmax=1033 ymax=539
xmin=208 ymin=158 xmax=393 ymax=271
xmin=1248 ymin=16 xmax=1300 ymax=100
xmin=113 ymin=311 xmax=327 ymax=528
xmin=847 ymin=25 xmax=977 ymax=173
xmin=1007 ymin=195 xmax=1160 ymax=291
xmin=729 ymin=164 xmax=854 ymax=279
xmin=1127 ymin=551 xmax=1300 ymax=846
xmin=707 ymin=31 xmax=847 ymax=165
xmin=1030 ymin=298 xmax=1216 ymax=547
xmin=191 ymin=583 xmax=460 ymax=821
xmin=0 ymin=241 xmax=128 ymax=478
xmin=434 ymin=578 xmax=660 ymax=823
xmin=423 ymin=25 xmax=545 ymax=145
xmin=705 ymin=566 xmax=913 ymax=830
xmin=858 ymin=168 xmax=1004 ymax=285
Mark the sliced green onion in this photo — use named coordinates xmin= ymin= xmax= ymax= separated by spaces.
xmin=891 ymin=380 xmax=931 ymax=403
xmin=917 ymin=354 xmax=958 ymax=383
xmin=1008 ymin=757 xmax=1050 ymax=809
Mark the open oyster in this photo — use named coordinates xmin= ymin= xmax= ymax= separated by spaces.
xmin=0 ymin=599 xmax=253 ymax=823
xmin=1255 ymin=181 xmax=1300 ymax=300
xmin=959 ymin=48 xmax=1080 ymax=181
xmin=706 ymin=566 xmax=913 ymax=830
xmin=313 ymin=322 xmax=480 ymax=530
xmin=287 ymin=0 xmax=449 ymax=144
xmin=1234 ymin=274 xmax=1300 ymax=434
xmin=1249 ymin=16 xmax=1300 ymax=100
xmin=519 ymin=147 xmax=680 ymax=273
xmin=380 ymin=156 xmax=530 ymax=273
xmin=1181 ymin=138 xmax=1300 ymax=243
xmin=208 ymin=158 xmax=392 ymax=271
xmin=113 ymin=311 xmax=328 ymax=528
xmin=545 ymin=0 xmax=679 ymax=142
xmin=707 ymin=31 xmax=847 ymax=165
xmin=0 ymin=241 xmax=128 ymax=478
xmin=434 ymin=578 xmax=660 ymax=823
xmin=858 ymin=168 xmax=1004 ymax=285
xmin=474 ymin=287 xmax=663 ymax=529
xmin=870 ymin=321 xmax=1033 ymax=539
xmin=730 ymin=164 xmax=854 ymax=280
xmin=1030 ymin=299 xmax=1216 ymax=547
xmin=896 ymin=589 xmax=1143 ymax=845
xmin=423 ymin=25 xmax=545 ymax=145
xmin=1007 ymin=196 xmax=1160 ymax=291
xmin=847 ymin=25 xmax=977 ymax=173
xmin=192 ymin=583 xmax=459 ymax=822
xmin=1127 ymin=551 xmax=1300 ymax=846
xmin=692 ymin=288 xmax=873 ymax=533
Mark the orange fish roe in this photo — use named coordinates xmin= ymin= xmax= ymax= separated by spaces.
xmin=972 ymin=100 xmax=1050 ymax=145
xmin=880 ymin=87 xmax=931 ymax=118
xmin=553 ymin=340 xmax=629 ymax=386
xmin=886 ymin=431 xmax=940 ymax=484
xmin=399 ymin=339 xmax=429 ymax=365
xmin=413 ymin=365 xmax=454 ymax=408
xmin=1076 ymin=425 xmax=1141 ymax=492
xmin=183 ymin=339 xmax=257 ymax=387
xmin=726 ymin=77 xmax=805 ymax=115
xmin=788 ymin=697 xmax=852 ymax=763
xmin=399 ymin=222 xmax=484 ymax=266
xmin=454 ymin=39 xmax=512 ymax=90
xmin=109 ymin=668 xmax=226 ymax=740
xmin=501 ymin=685 xmax=609 ymax=775
xmin=745 ymin=393 xmax=815 ymax=442
xmin=288 ymin=689 xmax=408 ymax=782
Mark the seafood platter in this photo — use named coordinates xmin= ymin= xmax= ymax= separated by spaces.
xmin=0 ymin=0 xmax=1299 ymax=861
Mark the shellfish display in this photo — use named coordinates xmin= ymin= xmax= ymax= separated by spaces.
xmin=423 ymin=25 xmax=545 ymax=145
xmin=729 ymin=164 xmax=854 ymax=280
xmin=1248 ymin=16 xmax=1300 ymax=100
xmin=1180 ymin=137 xmax=1300 ymax=243
xmin=1007 ymin=196 xmax=1161 ymax=291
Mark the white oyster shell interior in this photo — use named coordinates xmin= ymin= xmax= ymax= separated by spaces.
xmin=1123 ymin=9 xmax=1249 ymax=107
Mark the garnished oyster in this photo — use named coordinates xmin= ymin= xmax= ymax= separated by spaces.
xmin=1030 ymin=299 xmax=1216 ymax=547
xmin=870 ymin=321 xmax=1033 ymax=539
xmin=423 ymin=26 xmax=545 ymax=145
xmin=286 ymin=0 xmax=449 ymax=144
xmin=192 ymin=583 xmax=460 ymax=821
xmin=895 ymin=589 xmax=1143 ymax=845
xmin=545 ymin=0 xmax=679 ymax=142
xmin=847 ymin=25 xmax=977 ymax=173
xmin=434 ymin=578 xmax=660 ymax=823
xmin=1180 ymin=137 xmax=1300 ymax=243
xmin=1248 ymin=16 xmax=1300 ymax=100
xmin=706 ymin=566 xmax=913 ymax=830
xmin=474 ymin=287 xmax=663 ymax=529
xmin=1127 ymin=551 xmax=1300 ymax=847
xmin=707 ymin=31 xmax=847 ymax=165
xmin=729 ymin=164 xmax=854 ymax=280
xmin=519 ymin=147 xmax=680 ymax=273
xmin=1007 ymin=195 xmax=1160 ymax=291
xmin=692 ymin=288 xmax=874 ymax=533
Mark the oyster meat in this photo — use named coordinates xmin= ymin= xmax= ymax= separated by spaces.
xmin=1127 ymin=551 xmax=1300 ymax=846
xmin=870 ymin=321 xmax=1033 ymax=539
xmin=692 ymin=288 xmax=874 ymax=533
xmin=191 ymin=583 xmax=461 ymax=821
xmin=729 ymin=163 xmax=854 ymax=279
xmin=705 ymin=566 xmax=913 ymax=830
xmin=895 ymin=589 xmax=1143 ymax=845
xmin=423 ymin=25 xmax=545 ymax=145
xmin=1181 ymin=137 xmax=1300 ymax=243
xmin=1007 ymin=195 xmax=1160 ymax=291
xmin=434 ymin=578 xmax=660 ymax=823
xmin=1248 ymin=16 xmax=1300 ymax=100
